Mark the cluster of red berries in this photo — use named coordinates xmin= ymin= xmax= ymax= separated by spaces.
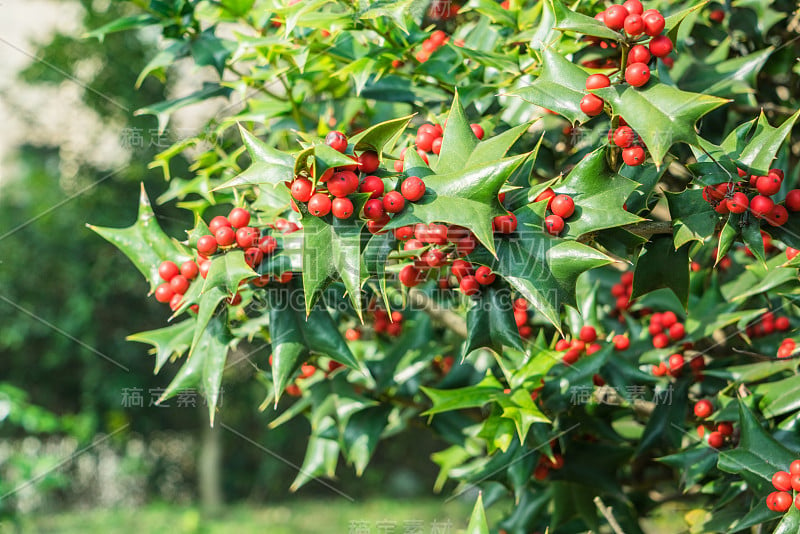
xmin=534 ymin=451 xmax=564 ymax=480
xmin=694 ymin=400 xmax=736 ymax=448
xmin=513 ymin=298 xmax=533 ymax=339
xmin=415 ymin=30 xmax=449 ymax=63
xmin=398 ymin=120 xmax=484 ymax=171
xmin=703 ymin=168 xmax=797 ymax=226
xmin=394 ymin=224 xmax=502 ymax=297
xmin=155 ymin=258 xmax=201 ymax=313
xmin=373 ymin=308 xmax=405 ymax=337
xmin=777 ymin=338 xmax=796 ymax=359
xmin=533 ymin=187 xmax=577 ymax=236
xmin=647 ymin=311 xmax=686 ymax=348
xmin=651 ymin=352 xmax=704 ymax=379
xmin=610 ymin=271 xmax=635 ymax=313
xmin=608 ymin=119 xmax=646 ymax=166
xmin=766 ymin=460 xmax=800 ymax=513
xmin=745 ymin=311 xmax=791 ymax=338
xmin=555 ymin=326 xmax=602 ymax=365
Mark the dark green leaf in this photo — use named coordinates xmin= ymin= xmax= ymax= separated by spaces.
xmin=463 ymin=285 xmax=525 ymax=357
xmin=666 ymin=189 xmax=719 ymax=248
xmin=632 ymin=235 xmax=690 ymax=308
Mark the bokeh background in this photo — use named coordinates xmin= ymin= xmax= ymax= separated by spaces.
xmin=0 ymin=2 xmax=470 ymax=531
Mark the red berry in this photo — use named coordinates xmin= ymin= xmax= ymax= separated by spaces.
xmin=475 ymin=265 xmax=496 ymax=285
xmin=158 ymin=260 xmax=180 ymax=282
xmin=652 ymin=333 xmax=669 ymax=348
xmin=642 ymin=11 xmax=665 ymax=36
xmin=773 ymin=471 xmax=792 ymax=491
xmin=359 ymin=175 xmax=385 ymax=199
xmin=716 ymin=422 xmax=733 ymax=436
xmin=668 ymin=353 xmax=684 ymax=372
xmin=544 ymin=214 xmax=565 ymax=236
xmin=332 ymin=197 xmax=354 ymax=219
xmin=750 ymin=195 xmax=774 ymax=218
xmin=709 ymin=9 xmax=724 ymax=23
xmin=155 ymin=282 xmax=175 ymax=303
xmin=624 ymin=14 xmax=644 ymax=36
xmin=579 ymin=326 xmax=597 ymax=343
xmin=772 ymin=491 xmax=793 ymax=513
xmin=550 ymin=195 xmax=575 ymax=219
xmin=628 ymin=44 xmax=651 ymax=64
xmin=694 ymin=399 xmax=713 ymax=419
xmin=258 ymin=235 xmax=277 ymax=255
xmin=459 ymin=275 xmax=480 ymax=296
xmin=244 ymin=247 xmax=263 ymax=268
xmin=613 ymin=126 xmax=635 ymax=148
xmin=416 ymin=130 xmax=435 ymax=152
xmin=727 ymin=192 xmax=749 ymax=213
xmin=401 ymin=176 xmax=426 ymax=201
xmin=785 ymin=190 xmax=800 ymax=211
xmin=180 ymin=260 xmax=199 ymax=280
xmin=169 ymin=293 xmax=183 ymax=311
xmin=766 ymin=204 xmax=789 ymax=227
xmin=357 ymin=151 xmax=380 ymax=173
xmin=383 ymin=191 xmax=405 ymax=213
xmin=431 ymin=137 xmax=443 ymax=155
xmin=585 ymin=74 xmax=611 ymax=90
xmin=613 ymin=335 xmax=630 ymax=351
xmin=398 ymin=265 xmax=422 ymax=287
xmin=470 ymin=124 xmax=484 ymax=140
xmin=757 ymin=174 xmax=782 ymax=196
xmin=791 ymin=460 xmax=800 ymax=476
xmin=291 ymin=177 xmax=314 ymax=202
xmin=236 ymin=227 xmax=259 ymax=248
xmin=534 ymin=187 xmax=556 ymax=208
xmin=604 ymin=5 xmax=628 ymax=30
xmin=214 ymin=226 xmax=236 ymax=247
xmin=168 ymin=274 xmax=189 ymax=295
xmin=623 ymin=0 xmax=643 ymax=15
xmin=423 ymin=248 xmax=446 ymax=267
xmin=649 ymin=35 xmax=673 ymax=57
xmin=363 ymin=198 xmax=385 ymax=220
xmin=229 ymin=207 xmax=251 ymax=228
xmin=669 ymin=322 xmax=685 ymax=340
xmin=208 ymin=215 xmax=231 ymax=234
xmin=625 ymin=62 xmax=650 ymax=87
xmin=308 ymin=193 xmax=332 ymax=216
xmin=493 ymin=213 xmax=518 ymax=233
xmin=707 ymin=431 xmax=725 ymax=449
xmin=345 ymin=328 xmax=361 ymax=341
xmin=197 ymin=235 xmax=218 ymax=256
xmin=622 ymin=146 xmax=646 ymax=166
xmin=198 ymin=259 xmax=211 ymax=279
xmin=451 ymin=259 xmax=473 ymax=280
xmin=327 ymin=171 xmax=359 ymax=197
xmin=325 ymin=131 xmax=348 ymax=153
xmin=563 ymin=348 xmax=582 ymax=365
xmin=580 ymin=94 xmax=605 ymax=116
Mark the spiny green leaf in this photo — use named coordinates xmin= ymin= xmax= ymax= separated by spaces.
xmin=435 ymin=91 xmax=479 ymax=175
xmin=88 ymin=184 xmax=191 ymax=292
xmin=387 ymin=152 xmax=527 ymax=256
xmin=632 ymin=235 xmax=690 ymax=308
xmin=556 ymin=148 xmax=643 ymax=238
xmin=127 ymin=319 xmax=196 ymax=374
xmin=471 ymin=202 xmax=613 ymax=329
xmin=463 ymin=285 xmax=526 ymax=358
xmin=217 ymin=125 xmax=295 ymax=190
xmin=348 ymin=114 xmax=413 ymax=155
xmin=593 ymin=77 xmax=728 ymax=167
xmin=202 ymin=250 xmax=257 ymax=296
xmin=466 ymin=493 xmax=490 ymax=534
xmin=507 ymin=47 xmax=590 ymax=124
xmin=665 ymin=189 xmax=719 ymax=248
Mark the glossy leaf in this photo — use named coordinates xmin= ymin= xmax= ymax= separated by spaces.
xmin=217 ymin=125 xmax=295 ymax=190
xmin=665 ymin=189 xmax=719 ymax=248
xmin=508 ymin=47 xmax=590 ymax=124
xmin=127 ymin=319 xmax=195 ymax=374
xmin=88 ymin=184 xmax=190 ymax=292
xmin=462 ymin=286 xmax=526 ymax=357
xmin=632 ymin=235 xmax=690 ymax=308
xmin=593 ymin=77 xmax=728 ymax=167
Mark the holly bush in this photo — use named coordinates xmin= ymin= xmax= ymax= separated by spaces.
xmin=87 ymin=0 xmax=800 ymax=531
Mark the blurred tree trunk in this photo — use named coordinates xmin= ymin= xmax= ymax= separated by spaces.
xmin=199 ymin=410 xmax=223 ymax=514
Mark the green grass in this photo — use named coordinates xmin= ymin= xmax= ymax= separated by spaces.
xmin=1 ymin=498 xmax=476 ymax=534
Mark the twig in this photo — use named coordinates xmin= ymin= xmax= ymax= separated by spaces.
xmin=594 ymin=496 xmax=626 ymax=534
xmin=407 ymin=289 xmax=468 ymax=338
